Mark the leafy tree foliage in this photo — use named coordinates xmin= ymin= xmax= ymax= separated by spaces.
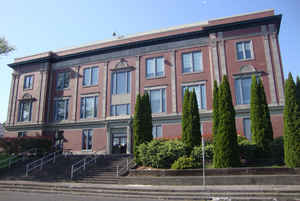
xmin=182 ymin=90 xmax=192 ymax=147
xmin=0 ymin=37 xmax=14 ymax=55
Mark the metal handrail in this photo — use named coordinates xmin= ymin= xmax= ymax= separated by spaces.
xmin=116 ymin=156 xmax=135 ymax=177
xmin=70 ymin=154 xmax=102 ymax=180
xmin=0 ymin=148 xmax=38 ymax=169
xmin=25 ymin=150 xmax=62 ymax=176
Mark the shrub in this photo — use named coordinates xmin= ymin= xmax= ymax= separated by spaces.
xmin=171 ymin=156 xmax=194 ymax=169
xmin=137 ymin=139 xmax=189 ymax=168
xmin=190 ymin=144 xmax=214 ymax=164
xmin=270 ymin=137 xmax=284 ymax=165
xmin=238 ymin=139 xmax=257 ymax=164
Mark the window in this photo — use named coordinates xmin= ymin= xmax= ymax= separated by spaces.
xmin=83 ymin=66 xmax=99 ymax=86
xmin=152 ymin=125 xmax=162 ymax=138
xmin=236 ymin=41 xmax=253 ymax=60
xmin=18 ymin=101 xmax=32 ymax=122
xmin=182 ymin=84 xmax=206 ymax=109
xmin=82 ymin=129 xmax=93 ymax=150
xmin=24 ymin=75 xmax=33 ymax=90
xmin=54 ymin=99 xmax=69 ymax=121
xmin=18 ymin=131 xmax=26 ymax=138
xmin=147 ymin=88 xmax=166 ymax=113
xmin=182 ymin=51 xmax=203 ymax=73
xmin=111 ymin=71 xmax=131 ymax=94
xmin=80 ymin=96 xmax=98 ymax=119
xmin=243 ymin=118 xmax=251 ymax=141
xmin=56 ymin=72 xmax=70 ymax=90
xmin=111 ymin=104 xmax=130 ymax=116
xmin=235 ymin=77 xmax=252 ymax=105
xmin=146 ymin=57 xmax=164 ymax=78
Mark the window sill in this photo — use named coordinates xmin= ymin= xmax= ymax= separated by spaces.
xmin=182 ymin=71 xmax=203 ymax=75
xmin=23 ymin=88 xmax=33 ymax=91
xmin=56 ymin=88 xmax=71 ymax=91
xmin=82 ymin=84 xmax=99 ymax=88
xmin=146 ymin=75 xmax=166 ymax=80
xmin=236 ymin=58 xmax=255 ymax=62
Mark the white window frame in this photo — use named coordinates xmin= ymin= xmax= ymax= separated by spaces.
xmin=145 ymin=87 xmax=166 ymax=114
xmin=243 ymin=118 xmax=252 ymax=141
xmin=83 ymin=66 xmax=99 ymax=86
xmin=18 ymin=131 xmax=26 ymax=138
xmin=110 ymin=104 xmax=130 ymax=116
xmin=152 ymin=125 xmax=162 ymax=138
xmin=146 ymin=57 xmax=165 ymax=78
xmin=182 ymin=51 xmax=203 ymax=73
xmin=53 ymin=98 xmax=69 ymax=121
xmin=236 ymin=40 xmax=254 ymax=61
xmin=80 ymin=95 xmax=98 ymax=119
xmin=56 ymin=71 xmax=70 ymax=90
xmin=24 ymin=75 xmax=33 ymax=90
xmin=111 ymin=70 xmax=131 ymax=95
xmin=18 ymin=100 xmax=33 ymax=122
xmin=181 ymin=81 xmax=207 ymax=110
xmin=82 ymin=129 xmax=93 ymax=151
xmin=234 ymin=76 xmax=252 ymax=105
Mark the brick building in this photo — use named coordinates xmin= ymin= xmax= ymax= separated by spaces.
xmin=4 ymin=10 xmax=285 ymax=154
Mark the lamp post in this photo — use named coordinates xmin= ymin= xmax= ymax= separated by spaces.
xmin=202 ymin=135 xmax=205 ymax=186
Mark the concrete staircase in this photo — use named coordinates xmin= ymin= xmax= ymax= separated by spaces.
xmin=73 ymin=154 xmax=132 ymax=184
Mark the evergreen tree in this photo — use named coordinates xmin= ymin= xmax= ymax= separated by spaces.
xmin=190 ymin=90 xmax=201 ymax=147
xmin=213 ymin=76 xmax=240 ymax=168
xmin=133 ymin=94 xmax=143 ymax=157
xmin=296 ymin=76 xmax=300 ymax=105
xmin=182 ymin=90 xmax=192 ymax=148
xmin=283 ymin=73 xmax=300 ymax=167
xmin=212 ymin=80 xmax=219 ymax=147
xmin=142 ymin=93 xmax=153 ymax=143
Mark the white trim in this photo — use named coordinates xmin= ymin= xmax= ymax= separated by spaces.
xmin=144 ymin=85 xmax=168 ymax=90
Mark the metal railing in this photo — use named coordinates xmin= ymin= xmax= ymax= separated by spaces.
xmin=0 ymin=148 xmax=37 ymax=169
xmin=116 ymin=156 xmax=135 ymax=177
xmin=70 ymin=154 xmax=101 ymax=180
xmin=25 ymin=150 xmax=62 ymax=176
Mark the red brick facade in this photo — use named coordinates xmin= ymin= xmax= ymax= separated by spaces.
xmin=4 ymin=10 xmax=285 ymax=154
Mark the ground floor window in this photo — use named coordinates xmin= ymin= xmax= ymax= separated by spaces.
xmin=110 ymin=104 xmax=130 ymax=116
xmin=243 ymin=118 xmax=251 ymax=141
xmin=152 ymin=125 xmax=162 ymax=138
xmin=17 ymin=131 xmax=26 ymax=138
xmin=112 ymin=133 xmax=127 ymax=154
xmin=82 ymin=129 xmax=93 ymax=151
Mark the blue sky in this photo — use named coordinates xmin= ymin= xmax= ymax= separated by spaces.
xmin=0 ymin=0 xmax=299 ymax=123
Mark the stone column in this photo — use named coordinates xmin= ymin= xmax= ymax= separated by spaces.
xmin=102 ymin=62 xmax=108 ymax=119
xmin=38 ymin=65 xmax=49 ymax=123
xmin=106 ymin=123 xmax=111 ymax=154
xmin=269 ymin=24 xmax=285 ymax=105
xmin=209 ymin=33 xmax=220 ymax=84
xmin=170 ymin=50 xmax=177 ymax=113
xmin=6 ymin=73 xmax=17 ymax=125
xmin=12 ymin=73 xmax=20 ymax=125
xmin=261 ymin=25 xmax=277 ymax=105
xmin=135 ymin=56 xmax=140 ymax=96
xmin=126 ymin=124 xmax=132 ymax=154
xmin=72 ymin=66 xmax=80 ymax=121
xmin=218 ymin=32 xmax=227 ymax=76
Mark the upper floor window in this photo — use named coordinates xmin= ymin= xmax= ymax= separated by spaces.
xmin=18 ymin=131 xmax=26 ymax=138
xmin=146 ymin=57 xmax=164 ymax=78
xmin=111 ymin=71 xmax=131 ymax=95
xmin=235 ymin=77 xmax=252 ymax=105
xmin=147 ymin=88 xmax=166 ymax=113
xmin=24 ymin=75 xmax=33 ymax=90
xmin=56 ymin=72 xmax=70 ymax=90
xmin=54 ymin=99 xmax=69 ymax=121
xmin=80 ymin=96 xmax=98 ymax=119
xmin=182 ymin=51 xmax=203 ymax=73
xmin=111 ymin=104 xmax=130 ymax=116
xmin=243 ymin=118 xmax=251 ymax=141
xmin=82 ymin=129 xmax=93 ymax=151
xmin=18 ymin=100 xmax=32 ymax=122
xmin=152 ymin=125 xmax=162 ymax=138
xmin=83 ymin=66 xmax=99 ymax=86
xmin=182 ymin=84 xmax=206 ymax=109
xmin=236 ymin=41 xmax=253 ymax=60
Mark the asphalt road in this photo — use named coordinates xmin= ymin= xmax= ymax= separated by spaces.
xmin=0 ymin=191 xmax=168 ymax=201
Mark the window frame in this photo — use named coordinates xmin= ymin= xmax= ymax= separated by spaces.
xmin=80 ymin=95 xmax=99 ymax=119
xmin=145 ymin=56 xmax=165 ymax=78
xmin=110 ymin=104 xmax=130 ymax=116
xmin=152 ymin=125 xmax=162 ymax=138
xmin=182 ymin=51 xmax=203 ymax=73
xmin=18 ymin=131 xmax=26 ymax=138
xmin=111 ymin=70 xmax=131 ymax=95
xmin=83 ymin=66 xmax=99 ymax=87
xmin=56 ymin=71 xmax=70 ymax=90
xmin=182 ymin=83 xmax=207 ymax=110
xmin=145 ymin=87 xmax=166 ymax=114
xmin=234 ymin=76 xmax=253 ymax=105
xmin=82 ymin=129 xmax=93 ymax=151
xmin=235 ymin=40 xmax=254 ymax=61
xmin=243 ymin=118 xmax=252 ymax=141
xmin=53 ymin=98 xmax=69 ymax=121
xmin=23 ymin=75 xmax=34 ymax=90
xmin=18 ymin=100 xmax=33 ymax=122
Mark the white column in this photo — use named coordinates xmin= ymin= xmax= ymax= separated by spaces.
xmin=102 ymin=62 xmax=108 ymax=119
xmin=38 ymin=67 xmax=49 ymax=123
xmin=6 ymin=73 xmax=17 ymax=125
xmin=126 ymin=123 xmax=132 ymax=154
xmin=47 ymin=70 xmax=53 ymax=122
xmin=218 ymin=32 xmax=227 ymax=76
xmin=106 ymin=123 xmax=111 ymax=154
xmin=135 ymin=56 xmax=140 ymax=96
xmin=12 ymin=73 xmax=20 ymax=125
xmin=72 ymin=66 xmax=80 ymax=121
xmin=209 ymin=33 xmax=220 ymax=84
xmin=170 ymin=50 xmax=177 ymax=113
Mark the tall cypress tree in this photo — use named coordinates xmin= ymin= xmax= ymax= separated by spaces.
xmin=212 ymin=80 xmax=219 ymax=147
xmin=182 ymin=90 xmax=192 ymax=148
xmin=283 ymin=73 xmax=300 ymax=167
xmin=296 ymin=76 xmax=300 ymax=105
xmin=133 ymin=94 xmax=143 ymax=157
xmin=190 ymin=90 xmax=201 ymax=147
xmin=250 ymin=75 xmax=262 ymax=144
xmin=213 ymin=76 xmax=240 ymax=168
xmin=143 ymin=93 xmax=153 ymax=143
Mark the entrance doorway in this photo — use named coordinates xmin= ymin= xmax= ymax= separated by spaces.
xmin=112 ymin=133 xmax=127 ymax=154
